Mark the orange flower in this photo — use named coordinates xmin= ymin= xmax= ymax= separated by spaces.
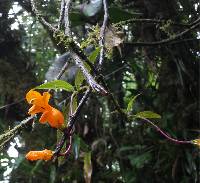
xmin=26 ymin=149 xmax=53 ymax=161
xmin=39 ymin=107 xmax=64 ymax=128
xmin=26 ymin=90 xmax=51 ymax=107
xmin=26 ymin=90 xmax=64 ymax=128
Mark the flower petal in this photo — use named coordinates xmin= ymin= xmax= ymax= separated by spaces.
xmin=43 ymin=92 xmax=51 ymax=106
xmin=28 ymin=105 xmax=44 ymax=115
xmin=42 ymin=149 xmax=54 ymax=160
xmin=47 ymin=107 xmax=64 ymax=128
xmin=26 ymin=149 xmax=53 ymax=161
xmin=39 ymin=110 xmax=50 ymax=123
xmin=26 ymin=90 xmax=42 ymax=104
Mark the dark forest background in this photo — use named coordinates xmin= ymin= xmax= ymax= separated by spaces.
xmin=0 ymin=0 xmax=199 ymax=182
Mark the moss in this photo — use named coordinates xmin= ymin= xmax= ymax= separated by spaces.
xmin=80 ymin=25 xmax=100 ymax=50
xmin=53 ymin=31 xmax=73 ymax=49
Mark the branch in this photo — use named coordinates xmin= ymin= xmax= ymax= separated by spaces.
xmin=141 ymin=117 xmax=192 ymax=145
xmin=125 ymin=18 xmax=200 ymax=46
xmin=30 ymin=0 xmax=57 ymax=33
xmin=125 ymin=38 xmax=200 ymax=47
xmin=53 ymin=88 xmax=91 ymax=158
xmin=55 ymin=59 xmax=71 ymax=80
xmin=67 ymin=88 xmax=91 ymax=130
xmin=30 ymin=0 xmax=107 ymax=95
xmin=0 ymin=98 xmax=25 ymax=110
xmin=70 ymin=51 xmax=108 ymax=95
xmin=57 ymin=0 xmax=108 ymax=95
xmin=115 ymin=18 xmax=194 ymax=28
xmin=100 ymin=76 xmax=127 ymax=118
xmin=98 ymin=0 xmax=109 ymax=69
xmin=0 ymin=116 xmax=34 ymax=151
xmin=64 ymin=0 xmax=72 ymax=36
xmin=57 ymin=0 xmax=65 ymax=30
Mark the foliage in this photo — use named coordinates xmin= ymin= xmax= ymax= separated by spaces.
xmin=0 ymin=0 xmax=199 ymax=183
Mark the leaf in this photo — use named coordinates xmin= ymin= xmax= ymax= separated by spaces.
xmin=119 ymin=145 xmax=146 ymax=152
xmin=62 ymin=102 xmax=69 ymax=123
xmin=128 ymin=152 xmax=152 ymax=169
xmin=118 ymin=146 xmax=135 ymax=152
xmin=75 ymin=62 xmax=91 ymax=90
xmin=88 ymin=47 xmax=101 ymax=63
xmin=135 ymin=111 xmax=161 ymax=119
xmin=84 ymin=152 xmax=92 ymax=183
xmin=73 ymin=135 xmax=81 ymax=160
xmin=35 ymin=80 xmax=74 ymax=92
xmin=127 ymin=94 xmax=141 ymax=112
xmin=80 ymin=137 xmax=89 ymax=152
xmin=71 ymin=94 xmax=77 ymax=115
xmin=109 ymin=7 xmax=139 ymax=23
xmin=49 ymin=166 xmax=56 ymax=183
xmin=75 ymin=69 xmax=85 ymax=90
xmin=70 ymin=12 xmax=85 ymax=26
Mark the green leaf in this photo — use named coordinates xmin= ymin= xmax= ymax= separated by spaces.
xmin=73 ymin=134 xmax=89 ymax=154
xmin=127 ymin=94 xmax=141 ymax=112
xmin=70 ymin=12 xmax=85 ymax=26
xmin=118 ymin=146 xmax=135 ymax=152
xmin=73 ymin=135 xmax=81 ymax=160
xmin=135 ymin=111 xmax=161 ymax=119
xmin=75 ymin=69 xmax=85 ymax=90
xmin=88 ymin=47 xmax=101 ymax=63
xmin=109 ymin=7 xmax=138 ymax=23
xmin=49 ymin=166 xmax=56 ymax=183
xmin=71 ymin=94 xmax=77 ymax=114
xmin=84 ymin=151 xmax=92 ymax=183
xmin=35 ymin=80 xmax=74 ymax=92
xmin=75 ymin=62 xmax=91 ymax=90
xmin=119 ymin=145 xmax=146 ymax=152
xmin=61 ymin=102 xmax=70 ymax=126
xmin=128 ymin=152 xmax=152 ymax=169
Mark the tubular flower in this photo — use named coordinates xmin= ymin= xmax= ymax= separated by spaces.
xmin=39 ymin=107 xmax=64 ymax=128
xmin=26 ymin=90 xmax=64 ymax=128
xmin=26 ymin=149 xmax=53 ymax=161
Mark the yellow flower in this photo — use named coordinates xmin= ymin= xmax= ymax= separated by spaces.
xmin=26 ymin=90 xmax=64 ymax=128
xmin=192 ymin=139 xmax=200 ymax=147
xmin=26 ymin=149 xmax=53 ymax=161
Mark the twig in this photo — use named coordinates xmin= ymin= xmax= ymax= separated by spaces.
xmin=104 ymin=65 xmax=128 ymax=79
xmin=126 ymin=18 xmax=200 ymax=46
xmin=64 ymin=0 xmax=72 ymax=36
xmin=125 ymin=38 xmax=200 ymax=47
xmin=59 ymin=135 xmax=72 ymax=157
xmin=98 ymin=0 xmax=109 ymax=68
xmin=55 ymin=59 xmax=71 ymax=80
xmin=141 ymin=117 xmax=192 ymax=144
xmin=0 ymin=116 xmax=34 ymax=150
xmin=57 ymin=0 xmax=65 ymax=30
xmin=99 ymin=76 xmax=126 ymax=118
xmin=30 ymin=0 xmax=57 ymax=32
xmin=67 ymin=88 xmax=91 ymax=130
xmin=53 ymin=88 xmax=91 ymax=158
xmin=61 ymin=0 xmax=107 ymax=95
xmin=70 ymin=51 xmax=108 ymax=95
xmin=0 ymin=98 xmax=25 ymax=110
xmin=115 ymin=18 xmax=193 ymax=27
xmin=53 ymin=132 xmax=67 ymax=158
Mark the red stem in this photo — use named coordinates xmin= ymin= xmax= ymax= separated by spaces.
xmin=142 ymin=117 xmax=192 ymax=144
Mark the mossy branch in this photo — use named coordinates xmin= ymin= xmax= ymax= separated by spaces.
xmin=0 ymin=116 xmax=34 ymax=151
